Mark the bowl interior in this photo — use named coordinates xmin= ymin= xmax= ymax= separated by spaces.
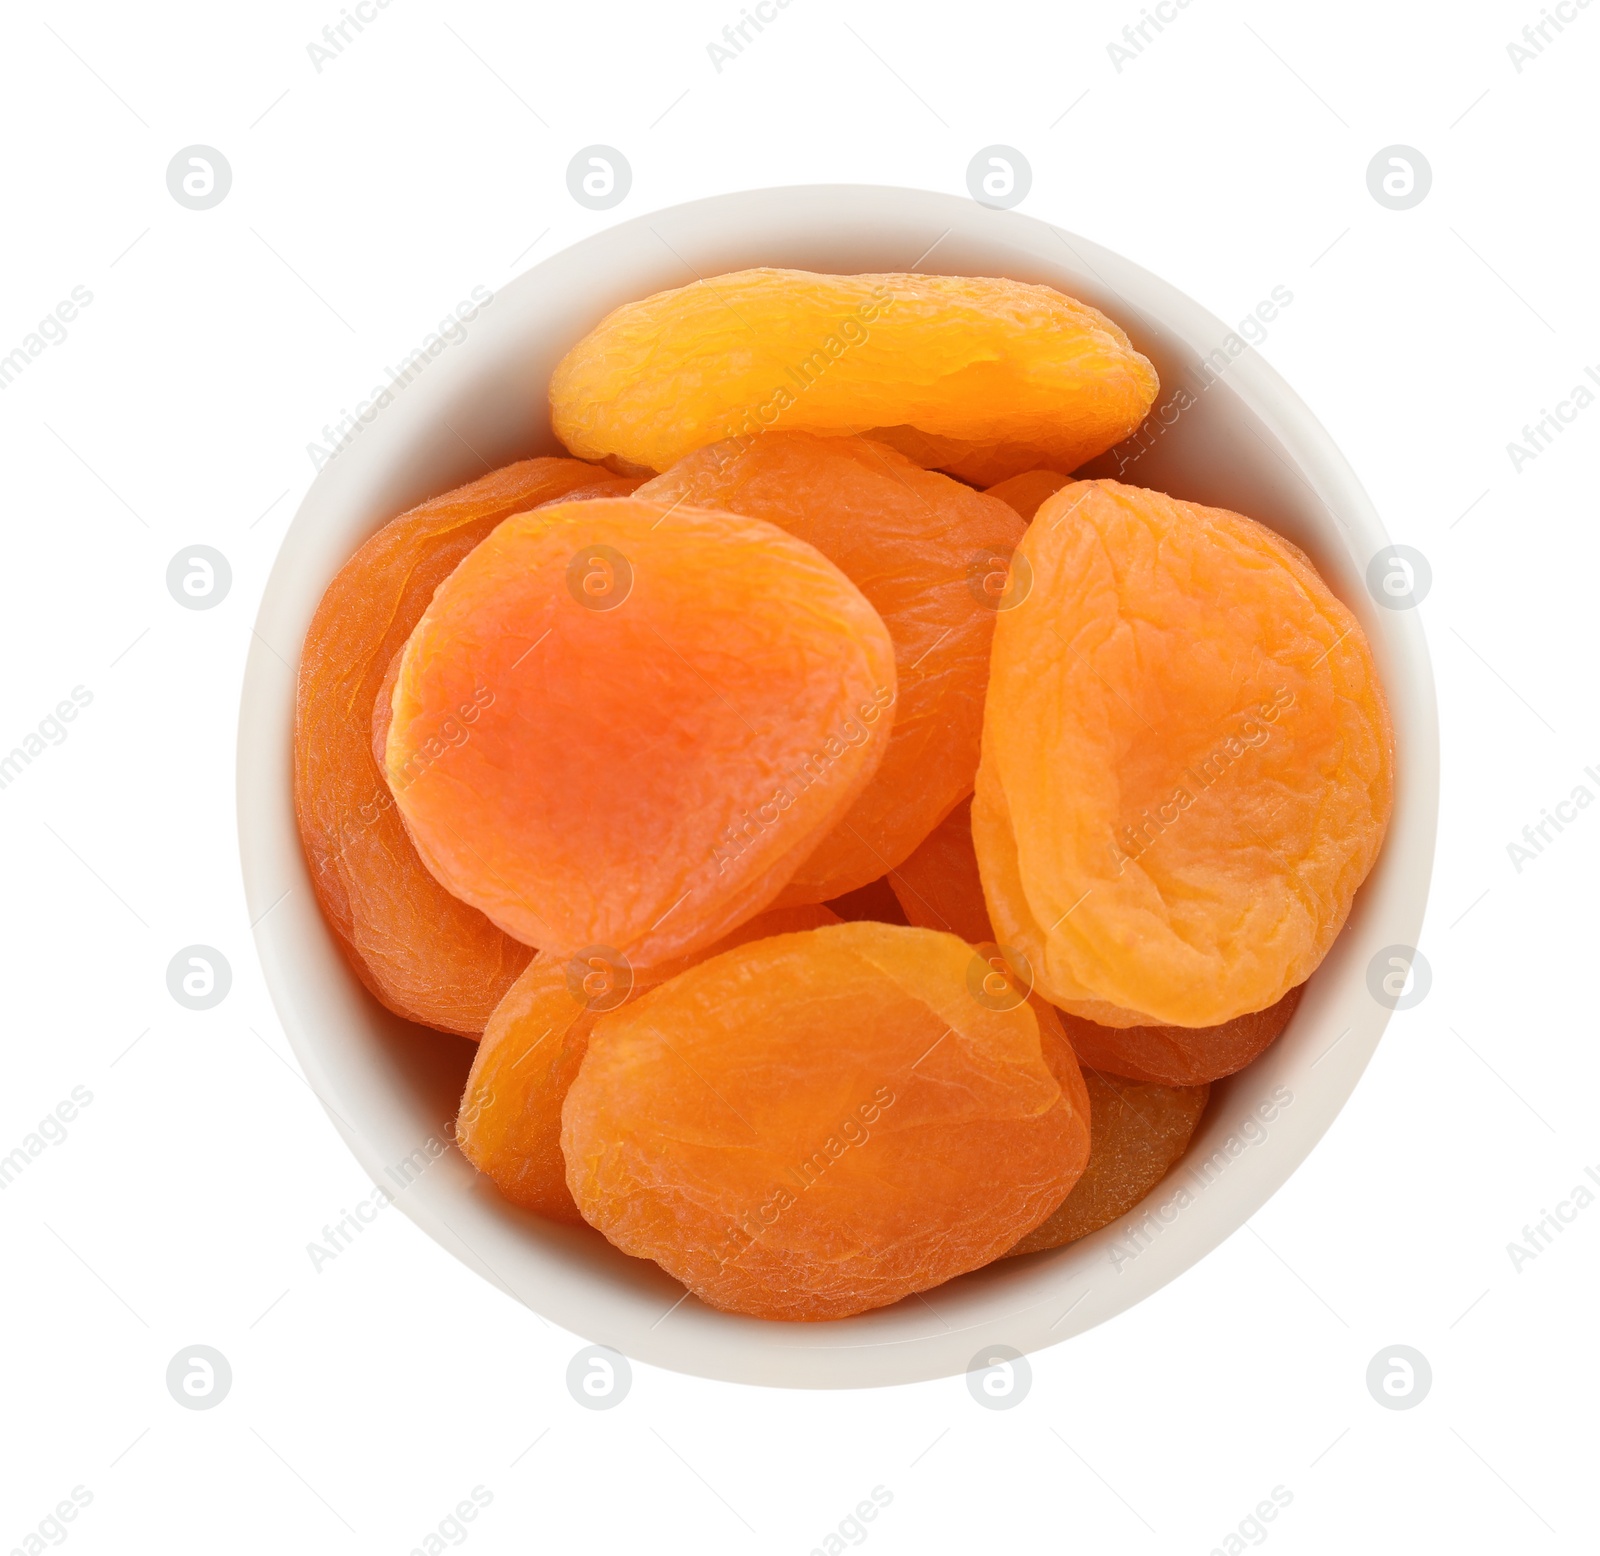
xmin=238 ymin=185 xmax=1437 ymax=1387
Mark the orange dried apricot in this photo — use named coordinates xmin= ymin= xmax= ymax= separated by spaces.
xmin=1059 ymin=986 xmax=1304 ymax=1086
xmin=975 ymin=479 xmax=1393 ymax=1027
xmin=384 ymin=497 xmax=896 ymax=965
xmin=639 ymin=433 xmax=1023 ymax=900
xmin=889 ymin=795 xmax=991 ymax=945
xmin=1007 ymin=1069 xmax=1209 ymax=1256
xmin=294 ymin=457 xmax=636 ymax=1035
xmin=984 ymin=468 xmax=1072 ymax=521
xmin=892 ymin=795 xmax=1304 ymax=1081
xmin=824 ymin=875 xmax=911 ymax=926
xmin=561 ymin=922 xmax=1090 ymax=1320
xmin=550 ymin=270 xmax=1158 ymax=483
xmin=457 ymin=904 xmax=839 ymax=1223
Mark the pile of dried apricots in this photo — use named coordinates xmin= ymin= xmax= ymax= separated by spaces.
xmin=295 ymin=268 xmax=1393 ymax=1322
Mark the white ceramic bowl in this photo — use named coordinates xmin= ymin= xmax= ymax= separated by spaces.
xmin=238 ymin=185 xmax=1438 ymax=1388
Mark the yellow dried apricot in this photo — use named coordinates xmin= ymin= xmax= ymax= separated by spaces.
xmin=294 ymin=457 xmax=635 ymax=1035
xmin=457 ymin=904 xmax=839 ymax=1223
xmin=561 ymin=922 xmax=1090 ymax=1320
xmin=975 ymin=479 xmax=1393 ymax=1027
xmin=1007 ymin=1069 xmax=1209 ymax=1256
xmin=639 ymin=433 xmax=1023 ymax=900
xmin=384 ymin=498 xmax=896 ymax=966
xmin=550 ymin=270 xmax=1157 ymax=483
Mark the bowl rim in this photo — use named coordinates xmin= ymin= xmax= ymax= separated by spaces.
xmin=238 ymin=182 xmax=1438 ymax=1388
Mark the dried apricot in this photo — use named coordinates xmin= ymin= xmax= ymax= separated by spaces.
xmin=458 ymin=904 xmax=839 ymax=1223
xmin=294 ymin=457 xmax=636 ymax=1035
xmin=975 ymin=479 xmax=1393 ymax=1027
xmin=1007 ymin=1069 xmax=1209 ymax=1256
xmin=561 ymin=922 xmax=1090 ymax=1320
xmin=550 ymin=270 xmax=1158 ymax=483
xmin=1059 ymin=985 xmax=1304 ymax=1086
xmin=893 ymin=796 xmax=1304 ymax=1081
xmin=639 ymin=433 xmax=1023 ymax=900
xmin=888 ymin=795 xmax=991 ymax=945
xmin=824 ymin=876 xmax=910 ymax=926
xmin=984 ymin=468 xmax=1071 ymax=521
xmin=384 ymin=497 xmax=896 ymax=965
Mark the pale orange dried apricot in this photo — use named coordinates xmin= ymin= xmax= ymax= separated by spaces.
xmin=984 ymin=468 xmax=1071 ymax=521
xmin=384 ymin=498 xmax=896 ymax=966
xmin=1007 ymin=1069 xmax=1209 ymax=1256
xmin=975 ymin=479 xmax=1393 ymax=1027
xmin=639 ymin=433 xmax=1023 ymax=900
xmin=550 ymin=270 xmax=1158 ymax=482
xmin=294 ymin=458 xmax=635 ymax=1035
xmin=561 ymin=922 xmax=1090 ymax=1320
xmin=457 ymin=904 xmax=839 ymax=1223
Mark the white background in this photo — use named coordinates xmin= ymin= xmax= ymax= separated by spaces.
xmin=1 ymin=1 xmax=1596 ymax=1551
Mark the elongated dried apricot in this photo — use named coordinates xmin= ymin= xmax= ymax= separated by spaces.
xmin=385 ymin=498 xmax=896 ymax=965
xmin=458 ymin=904 xmax=839 ymax=1223
xmin=640 ymin=433 xmax=1023 ymax=900
xmin=561 ymin=922 xmax=1090 ymax=1320
xmin=984 ymin=468 xmax=1071 ymax=521
xmin=294 ymin=457 xmax=636 ymax=1035
xmin=551 ymin=270 xmax=1158 ymax=483
xmin=976 ymin=479 xmax=1393 ymax=1027
xmin=1007 ymin=1070 xmax=1209 ymax=1256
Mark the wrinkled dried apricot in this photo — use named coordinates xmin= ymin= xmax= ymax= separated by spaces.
xmin=1008 ymin=1069 xmax=1209 ymax=1256
xmin=975 ymin=479 xmax=1393 ymax=1027
xmin=639 ymin=433 xmax=1023 ymax=900
xmin=892 ymin=796 xmax=1304 ymax=1080
xmin=984 ymin=468 xmax=1071 ymax=521
xmin=1059 ymin=985 xmax=1304 ymax=1086
xmin=385 ymin=498 xmax=896 ymax=966
xmin=458 ymin=904 xmax=839 ymax=1223
xmin=550 ymin=270 xmax=1158 ymax=483
xmin=294 ymin=457 xmax=636 ymax=1035
xmin=561 ymin=922 xmax=1090 ymax=1320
